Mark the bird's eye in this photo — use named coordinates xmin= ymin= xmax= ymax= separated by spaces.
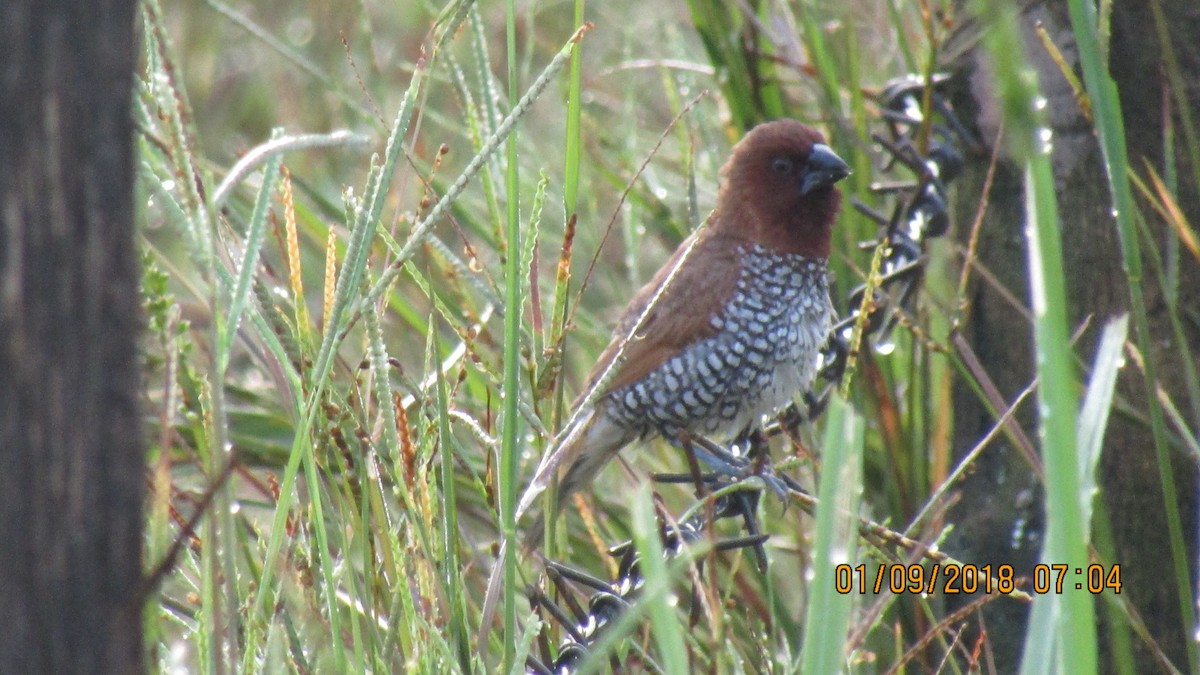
xmin=771 ymin=157 xmax=794 ymax=175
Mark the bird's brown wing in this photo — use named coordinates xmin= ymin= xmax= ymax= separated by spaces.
xmin=580 ymin=227 xmax=745 ymax=400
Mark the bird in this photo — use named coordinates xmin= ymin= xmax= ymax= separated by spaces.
xmin=518 ymin=119 xmax=851 ymax=539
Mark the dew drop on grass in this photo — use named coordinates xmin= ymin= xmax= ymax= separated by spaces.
xmin=829 ymin=546 xmax=850 ymax=566
xmin=286 ymin=18 xmax=314 ymax=46
xmin=167 ymin=640 xmax=190 ymax=675
xmin=1038 ymin=127 xmax=1053 ymax=154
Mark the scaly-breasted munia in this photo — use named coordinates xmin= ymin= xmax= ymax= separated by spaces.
xmin=520 ymin=119 xmax=850 ymax=532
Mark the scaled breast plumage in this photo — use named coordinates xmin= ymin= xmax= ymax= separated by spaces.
xmin=603 ymin=244 xmax=833 ymax=439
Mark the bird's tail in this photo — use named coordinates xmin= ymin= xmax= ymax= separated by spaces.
xmin=517 ymin=403 xmax=632 ymax=550
xmin=480 ymin=405 xmax=631 ymax=651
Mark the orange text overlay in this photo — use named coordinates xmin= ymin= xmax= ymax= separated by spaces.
xmin=834 ymin=563 xmax=1122 ymax=595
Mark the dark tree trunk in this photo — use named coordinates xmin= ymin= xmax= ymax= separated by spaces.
xmin=0 ymin=0 xmax=144 ymax=672
xmin=945 ymin=0 xmax=1200 ymax=671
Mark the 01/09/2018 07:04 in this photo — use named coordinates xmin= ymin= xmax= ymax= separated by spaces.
xmin=833 ymin=562 xmax=1122 ymax=596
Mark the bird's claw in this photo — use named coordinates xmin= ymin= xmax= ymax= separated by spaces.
xmin=751 ymin=470 xmax=791 ymax=502
xmin=676 ymin=431 xmax=792 ymax=503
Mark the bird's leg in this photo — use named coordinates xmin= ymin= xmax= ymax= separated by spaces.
xmin=670 ymin=430 xmax=787 ymax=507
xmin=674 ymin=430 xmax=716 ymax=501
xmin=673 ymin=430 xmax=792 ymax=502
xmin=745 ymin=429 xmax=769 ymax=467
xmin=675 ymin=430 xmax=750 ymax=475
xmin=672 ymin=432 xmax=771 ymax=571
xmin=719 ymin=428 xmax=791 ymax=502
xmin=768 ymin=403 xmax=805 ymax=437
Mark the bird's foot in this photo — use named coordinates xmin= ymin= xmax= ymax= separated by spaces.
xmin=680 ymin=431 xmax=751 ymax=473
xmin=677 ymin=430 xmax=793 ymax=502
xmin=737 ymin=465 xmax=791 ymax=503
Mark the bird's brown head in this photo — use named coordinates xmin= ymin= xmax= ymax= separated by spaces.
xmin=714 ymin=119 xmax=851 ymax=258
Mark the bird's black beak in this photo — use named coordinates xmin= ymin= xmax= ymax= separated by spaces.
xmin=801 ymin=143 xmax=852 ymax=194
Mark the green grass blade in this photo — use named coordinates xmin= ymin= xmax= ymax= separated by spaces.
xmin=500 ymin=1 xmax=523 ymax=668
xmin=1076 ymin=315 xmax=1128 ymax=526
xmin=800 ymin=395 xmax=864 ymax=675
xmin=360 ymin=26 xmax=590 ymax=309
xmin=219 ymin=131 xmax=282 ymax=369
xmin=1064 ymin=3 xmax=1197 ymax=667
xmin=630 ymin=487 xmax=689 ymax=674
xmin=1021 ymin=133 xmax=1095 ymax=675
xmin=252 ymin=52 xmax=428 ymax=620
